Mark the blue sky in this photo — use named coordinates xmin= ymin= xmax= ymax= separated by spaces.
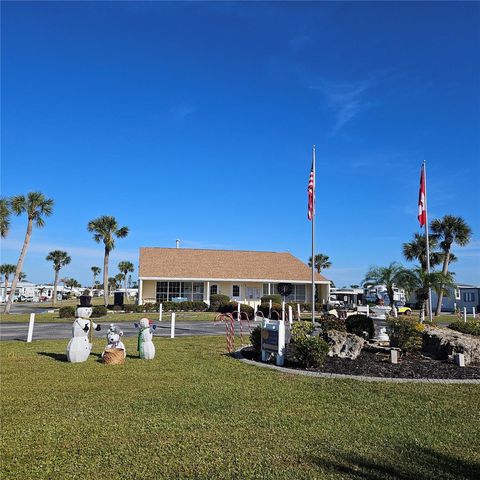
xmin=1 ymin=1 xmax=479 ymax=287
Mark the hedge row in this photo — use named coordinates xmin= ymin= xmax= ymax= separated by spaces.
xmin=59 ymin=305 xmax=108 ymax=319
xmin=124 ymin=301 xmax=208 ymax=313
xmin=448 ymin=320 xmax=480 ymax=337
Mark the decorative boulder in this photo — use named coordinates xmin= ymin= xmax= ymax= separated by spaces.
xmin=325 ymin=330 xmax=365 ymax=360
xmin=422 ymin=327 xmax=480 ymax=365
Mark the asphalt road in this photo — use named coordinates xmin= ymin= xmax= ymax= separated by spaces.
xmin=0 ymin=320 xmax=250 ymax=342
xmin=1 ymin=304 xmax=52 ymax=315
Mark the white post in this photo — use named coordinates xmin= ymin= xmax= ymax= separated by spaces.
xmin=26 ymin=313 xmax=35 ymax=343
xmin=297 ymin=303 xmax=301 ymax=321
xmin=463 ymin=307 xmax=467 ymax=323
xmin=206 ymin=281 xmax=210 ymax=307
xmin=138 ymin=279 xmax=143 ymax=306
xmin=269 ymin=299 xmax=272 ymax=318
xmin=472 ymin=307 xmax=476 ymax=317
xmin=390 ymin=350 xmax=398 ymax=364
xmin=237 ymin=302 xmax=241 ymax=322
xmin=170 ymin=312 xmax=175 ymax=338
xmin=366 ymin=304 xmax=369 ymax=317
xmin=288 ymin=305 xmax=293 ymax=325
xmin=393 ymin=306 xmax=398 ymax=318
xmin=159 ymin=303 xmax=163 ymax=322
xmin=277 ymin=319 xmax=286 ymax=366
xmin=282 ymin=301 xmax=285 ymax=322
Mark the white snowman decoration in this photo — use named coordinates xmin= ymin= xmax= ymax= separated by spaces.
xmin=134 ymin=318 xmax=157 ymax=360
xmin=66 ymin=306 xmax=101 ymax=363
xmin=102 ymin=324 xmax=126 ymax=358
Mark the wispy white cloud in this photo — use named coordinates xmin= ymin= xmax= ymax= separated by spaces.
xmin=169 ymin=104 xmax=196 ymax=125
xmin=1 ymin=239 xmax=137 ymax=262
xmin=310 ymin=79 xmax=376 ymax=133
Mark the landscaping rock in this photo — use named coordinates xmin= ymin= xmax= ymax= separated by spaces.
xmin=325 ymin=330 xmax=365 ymax=360
xmin=422 ymin=327 xmax=480 ymax=365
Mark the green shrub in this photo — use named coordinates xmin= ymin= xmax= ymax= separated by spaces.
xmin=209 ymin=294 xmax=231 ymax=311
xmin=387 ymin=316 xmax=424 ymax=352
xmin=123 ymin=304 xmax=137 ymax=313
xmin=448 ymin=320 xmax=480 ymax=337
xmin=257 ymin=302 xmax=282 ymax=319
xmin=346 ymin=314 xmax=375 ymax=339
xmin=59 ymin=306 xmax=75 ymax=318
xmin=219 ymin=302 xmax=254 ymax=320
xmin=250 ymin=326 xmax=262 ymax=354
xmin=91 ymin=305 xmax=107 ymax=318
xmin=301 ymin=303 xmax=326 ymax=312
xmin=319 ymin=314 xmax=346 ymax=332
xmin=291 ymin=321 xmax=315 ymax=341
xmin=260 ymin=294 xmax=283 ymax=305
xmin=288 ymin=336 xmax=329 ymax=368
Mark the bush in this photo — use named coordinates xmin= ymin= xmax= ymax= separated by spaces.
xmin=448 ymin=320 xmax=480 ymax=337
xmin=91 ymin=305 xmax=107 ymax=318
xmin=346 ymin=314 xmax=375 ymax=339
xmin=257 ymin=302 xmax=283 ymax=319
xmin=59 ymin=306 xmax=75 ymax=318
xmin=288 ymin=336 xmax=329 ymax=368
xmin=387 ymin=316 xmax=424 ymax=352
xmin=124 ymin=304 xmax=137 ymax=313
xmin=301 ymin=303 xmax=327 ymax=312
xmin=250 ymin=326 xmax=262 ymax=354
xmin=209 ymin=294 xmax=231 ymax=311
xmin=319 ymin=314 xmax=346 ymax=332
xmin=260 ymin=294 xmax=283 ymax=305
xmin=219 ymin=302 xmax=254 ymax=320
xmin=291 ymin=321 xmax=315 ymax=341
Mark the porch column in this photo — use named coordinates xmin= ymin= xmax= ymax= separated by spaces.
xmin=206 ymin=281 xmax=210 ymax=306
xmin=138 ymin=279 xmax=143 ymax=305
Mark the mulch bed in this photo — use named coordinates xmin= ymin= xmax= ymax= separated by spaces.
xmin=241 ymin=347 xmax=480 ymax=380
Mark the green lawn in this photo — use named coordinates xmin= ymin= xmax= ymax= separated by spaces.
xmin=1 ymin=337 xmax=479 ymax=479
xmin=0 ymin=311 xmax=218 ymax=323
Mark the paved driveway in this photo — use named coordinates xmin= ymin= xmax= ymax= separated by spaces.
xmin=0 ymin=320 xmax=252 ymax=342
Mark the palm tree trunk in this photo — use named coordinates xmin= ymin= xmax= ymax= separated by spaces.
xmin=52 ymin=269 xmax=59 ymax=307
xmin=4 ymin=274 xmax=9 ymax=303
xmin=103 ymin=248 xmax=109 ymax=307
xmin=5 ymin=219 xmax=33 ymax=314
xmin=124 ymin=275 xmax=128 ymax=302
xmin=435 ymin=251 xmax=450 ymax=316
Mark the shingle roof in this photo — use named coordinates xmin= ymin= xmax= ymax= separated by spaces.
xmin=139 ymin=248 xmax=329 ymax=283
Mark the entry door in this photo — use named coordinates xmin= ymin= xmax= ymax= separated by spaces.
xmin=246 ymin=287 xmax=261 ymax=300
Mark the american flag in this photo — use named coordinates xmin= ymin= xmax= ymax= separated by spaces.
xmin=418 ymin=164 xmax=426 ymax=227
xmin=307 ymin=160 xmax=315 ymax=221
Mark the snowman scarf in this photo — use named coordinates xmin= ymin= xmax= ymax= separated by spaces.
xmin=137 ymin=327 xmax=148 ymax=353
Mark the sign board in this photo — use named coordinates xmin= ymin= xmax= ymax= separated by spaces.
xmin=261 ymin=319 xmax=286 ymax=366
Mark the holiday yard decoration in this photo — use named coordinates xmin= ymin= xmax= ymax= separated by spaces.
xmin=66 ymin=305 xmax=101 ymax=363
xmin=102 ymin=323 xmax=126 ymax=362
xmin=134 ymin=318 xmax=157 ymax=360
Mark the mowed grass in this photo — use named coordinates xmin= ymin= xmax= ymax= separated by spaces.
xmin=1 ymin=337 xmax=479 ymax=479
xmin=0 ymin=311 xmax=218 ymax=323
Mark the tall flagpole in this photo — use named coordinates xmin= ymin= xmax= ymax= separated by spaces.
xmin=311 ymin=145 xmax=316 ymax=324
xmin=423 ymin=160 xmax=433 ymax=322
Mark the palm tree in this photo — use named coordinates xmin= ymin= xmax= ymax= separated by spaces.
xmin=400 ymin=267 xmax=457 ymax=319
xmin=108 ymin=277 xmax=118 ymax=296
xmin=65 ymin=278 xmax=81 ymax=294
xmin=46 ymin=250 xmax=71 ymax=306
xmin=1 ymin=264 xmax=16 ymax=301
xmin=4 ymin=192 xmax=54 ymax=313
xmin=362 ymin=262 xmax=413 ymax=307
xmin=19 ymin=272 xmax=27 ymax=282
xmin=0 ymin=197 xmax=10 ymax=238
xmin=91 ymin=266 xmax=101 ymax=290
xmin=114 ymin=273 xmax=125 ymax=293
xmin=118 ymin=261 xmax=134 ymax=298
xmin=87 ymin=216 xmax=129 ymax=306
xmin=308 ymin=253 xmax=332 ymax=273
xmin=430 ymin=215 xmax=472 ymax=315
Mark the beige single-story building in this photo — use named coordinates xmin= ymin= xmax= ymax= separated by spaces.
xmin=138 ymin=247 xmax=330 ymax=307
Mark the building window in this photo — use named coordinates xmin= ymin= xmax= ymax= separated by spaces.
xmin=263 ymin=284 xmax=269 ymax=296
xmin=156 ymin=281 xmax=205 ymax=302
xmin=210 ymin=284 xmax=218 ymax=296
xmin=295 ymin=284 xmax=306 ymax=302
xmin=463 ymin=292 xmax=475 ymax=302
xmin=232 ymin=285 xmax=240 ymax=298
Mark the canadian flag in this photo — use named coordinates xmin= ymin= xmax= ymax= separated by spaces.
xmin=418 ymin=165 xmax=426 ymax=227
